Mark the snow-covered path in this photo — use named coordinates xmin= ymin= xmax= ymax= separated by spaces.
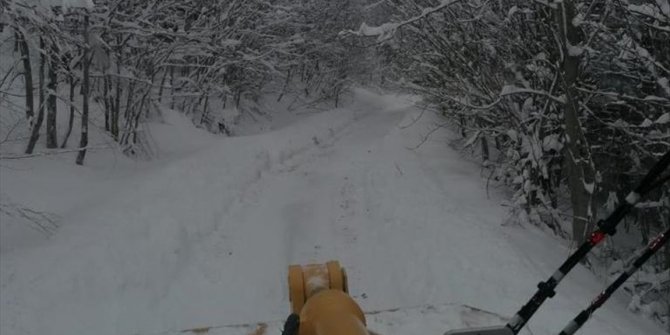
xmin=0 ymin=89 xmax=665 ymax=335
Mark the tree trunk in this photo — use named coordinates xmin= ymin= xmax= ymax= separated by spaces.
xmin=334 ymin=89 xmax=340 ymax=108
xmin=481 ymin=135 xmax=490 ymax=162
xmin=124 ymin=81 xmax=135 ymax=119
xmin=555 ymin=1 xmax=596 ymax=243
xmin=39 ymin=38 xmax=45 ymax=119
xmin=46 ymin=47 xmax=58 ymax=148
xmin=199 ymin=93 xmax=210 ymax=125
xmin=158 ymin=66 xmax=169 ymax=103
xmin=76 ymin=14 xmax=90 ymax=166
xmin=126 ymin=89 xmax=150 ymax=152
xmin=103 ymin=74 xmax=110 ymax=131
xmin=61 ymin=73 xmax=76 ymax=148
xmin=14 ymin=29 xmax=19 ymax=52
xmin=25 ymin=38 xmax=46 ymax=154
xmin=169 ymin=66 xmax=175 ymax=110
xmin=112 ymin=66 xmax=121 ymax=140
xmin=17 ymin=30 xmax=34 ymax=123
xmin=235 ymin=90 xmax=241 ymax=108
xmin=277 ymin=68 xmax=292 ymax=102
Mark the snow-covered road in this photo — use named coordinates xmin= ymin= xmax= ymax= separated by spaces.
xmin=0 ymin=89 xmax=665 ymax=335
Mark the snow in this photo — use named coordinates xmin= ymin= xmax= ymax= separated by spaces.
xmin=656 ymin=113 xmax=670 ymax=124
xmin=500 ymin=85 xmax=518 ymax=96
xmin=640 ymin=118 xmax=654 ymax=128
xmin=1 ymin=89 xmax=666 ymax=335
xmin=629 ymin=3 xmax=668 ymax=21
xmin=567 ymin=42 xmax=584 ymax=57
xmin=499 ymin=85 xmax=566 ymax=104
xmin=659 ymin=77 xmax=670 ymax=97
xmin=353 ymin=0 xmax=460 ymax=41
xmin=61 ymin=0 xmax=94 ymax=9
xmin=506 ymin=6 xmax=519 ymax=20
xmin=355 ymin=22 xmax=399 ymax=41
xmin=542 ymin=134 xmax=561 ymax=152
xmin=32 ymin=0 xmax=94 ymax=9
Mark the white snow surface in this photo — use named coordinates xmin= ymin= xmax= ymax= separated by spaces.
xmin=0 ymin=89 xmax=666 ymax=335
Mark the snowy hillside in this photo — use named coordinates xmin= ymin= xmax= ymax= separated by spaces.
xmin=1 ymin=89 xmax=665 ymax=335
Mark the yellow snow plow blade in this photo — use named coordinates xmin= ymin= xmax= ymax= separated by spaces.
xmin=288 ymin=261 xmax=369 ymax=335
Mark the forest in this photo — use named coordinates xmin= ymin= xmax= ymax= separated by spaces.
xmin=1 ymin=0 xmax=669 ymax=333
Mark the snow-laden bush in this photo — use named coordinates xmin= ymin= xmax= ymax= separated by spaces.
xmin=359 ymin=0 xmax=670 ymax=328
xmin=2 ymin=0 xmax=370 ymax=161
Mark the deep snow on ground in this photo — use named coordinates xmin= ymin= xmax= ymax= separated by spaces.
xmin=0 ymin=88 xmax=666 ymax=335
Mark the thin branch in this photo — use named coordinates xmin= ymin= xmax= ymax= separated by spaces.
xmin=407 ymin=121 xmax=449 ymax=150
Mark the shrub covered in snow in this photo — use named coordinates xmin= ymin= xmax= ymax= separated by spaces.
xmin=359 ymin=0 xmax=670 ymax=329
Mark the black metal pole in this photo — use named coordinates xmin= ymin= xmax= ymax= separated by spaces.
xmin=505 ymin=151 xmax=670 ymax=334
xmin=558 ymin=227 xmax=670 ymax=335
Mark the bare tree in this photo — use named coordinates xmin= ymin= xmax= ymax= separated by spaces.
xmin=76 ymin=12 xmax=90 ymax=165
xmin=555 ymin=0 xmax=596 ymax=243
xmin=46 ymin=42 xmax=58 ymax=148
xmin=358 ymin=0 xmax=669 ymax=324
xmin=24 ymin=37 xmax=45 ymax=154
xmin=16 ymin=28 xmax=34 ymax=123
xmin=61 ymin=64 xmax=77 ymax=148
